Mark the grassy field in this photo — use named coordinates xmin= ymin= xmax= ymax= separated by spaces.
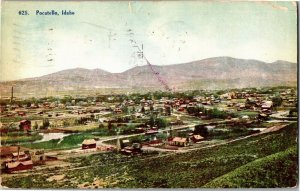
xmin=2 ymin=122 xmax=298 ymax=188
xmin=1 ymin=133 xmax=43 ymax=145
xmin=63 ymin=123 xmax=99 ymax=132
xmin=236 ymin=110 xmax=259 ymax=117
xmin=0 ymin=115 xmax=44 ymax=123
xmin=22 ymin=133 xmax=95 ymax=150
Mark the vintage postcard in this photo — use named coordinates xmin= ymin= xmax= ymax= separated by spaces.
xmin=0 ymin=0 xmax=298 ymax=189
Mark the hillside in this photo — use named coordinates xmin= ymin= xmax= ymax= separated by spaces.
xmin=0 ymin=57 xmax=297 ymax=97
xmin=204 ymin=146 xmax=298 ymax=188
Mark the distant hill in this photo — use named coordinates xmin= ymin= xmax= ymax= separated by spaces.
xmin=0 ymin=57 xmax=297 ymax=97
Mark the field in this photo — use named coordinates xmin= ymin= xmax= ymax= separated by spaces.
xmin=1 ymin=132 xmax=43 ymax=144
xmin=2 ymin=122 xmax=297 ymax=188
xmin=22 ymin=133 xmax=95 ymax=150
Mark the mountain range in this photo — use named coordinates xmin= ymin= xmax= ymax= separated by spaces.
xmin=0 ymin=57 xmax=297 ymax=97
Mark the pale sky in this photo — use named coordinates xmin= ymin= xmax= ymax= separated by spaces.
xmin=1 ymin=1 xmax=297 ymax=81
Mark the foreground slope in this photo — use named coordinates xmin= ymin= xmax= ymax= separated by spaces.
xmin=204 ymin=146 xmax=298 ymax=188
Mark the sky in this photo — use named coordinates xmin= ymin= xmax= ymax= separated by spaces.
xmin=1 ymin=1 xmax=298 ymax=81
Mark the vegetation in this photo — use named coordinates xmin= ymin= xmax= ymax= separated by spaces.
xmin=1 ymin=132 xmax=43 ymax=144
xmin=22 ymin=133 xmax=94 ymax=150
xmin=194 ymin=125 xmax=209 ymax=137
xmin=41 ymin=118 xmax=50 ymax=129
xmin=187 ymin=106 xmax=232 ymax=119
xmin=272 ymin=96 xmax=283 ymax=107
xmin=204 ymin=146 xmax=298 ymax=188
xmin=147 ymin=117 xmax=168 ymax=128
xmin=0 ymin=115 xmax=44 ymax=123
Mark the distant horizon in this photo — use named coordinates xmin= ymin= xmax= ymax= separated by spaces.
xmin=1 ymin=1 xmax=297 ymax=81
xmin=0 ymin=56 xmax=297 ymax=82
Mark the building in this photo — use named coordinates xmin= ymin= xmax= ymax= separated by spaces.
xmin=17 ymin=110 xmax=26 ymax=116
xmin=169 ymin=137 xmax=189 ymax=147
xmin=82 ymin=139 xmax=96 ymax=149
xmin=19 ymin=120 xmax=31 ymax=131
xmin=145 ymin=129 xmax=158 ymax=135
xmin=5 ymin=160 xmax=33 ymax=173
xmin=190 ymin=135 xmax=204 ymax=143
xmin=261 ymin=101 xmax=273 ymax=110
xmin=11 ymin=152 xmax=29 ymax=161
xmin=120 ymin=143 xmax=142 ymax=155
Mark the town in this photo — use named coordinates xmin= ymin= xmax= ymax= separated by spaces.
xmin=0 ymin=86 xmax=297 ymax=188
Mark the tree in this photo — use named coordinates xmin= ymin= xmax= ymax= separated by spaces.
xmin=132 ymin=106 xmax=136 ymax=113
xmin=187 ymin=106 xmax=204 ymax=116
xmin=156 ymin=118 xmax=168 ymax=128
xmin=108 ymin=121 xmax=112 ymax=130
xmin=141 ymin=106 xmax=145 ymax=113
xmin=150 ymin=105 xmax=154 ymax=111
xmin=33 ymin=121 xmax=39 ymax=131
xmin=205 ymin=108 xmax=228 ymax=119
xmin=289 ymin=108 xmax=297 ymax=117
xmin=122 ymin=106 xmax=129 ymax=114
xmin=272 ymin=96 xmax=283 ymax=107
xmin=194 ymin=125 xmax=209 ymax=137
xmin=41 ymin=119 xmax=50 ymax=129
xmin=149 ymin=115 xmax=155 ymax=127
xmin=63 ymin=121 xmax=70 ymax=127
xmin=165 ymin=106 xmax=171 ymax=116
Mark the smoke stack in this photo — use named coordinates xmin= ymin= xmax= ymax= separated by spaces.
xmin=10 ymin=86 xmax=14 ymax=103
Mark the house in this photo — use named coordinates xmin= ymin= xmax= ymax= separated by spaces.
xmin=0 ymin=105 xmax=6 ymax=113
xmin=30 ymin=103 xmax=38 ymax=109
xmin=241 ymin=115 xmax=250 ymax=120
xmin=114 ymin=108 xmax=122 ymax=113
xmin=82 ymin=139 xmax=96 ymax=149
xmin=238 ymin=103 xmax=246 ymax=110
xmin=5 ymin=160 xmax=33 ymax=173
xmin=169 ymin=137 xmax=189 ymax=147
xmin=145 ymin=129 xmax=158 ymax=135
xmin=120 ymin=143 xmax=142 ymax=155
xmin=261 ymin=101 xmax=273 ymax=110
xmin=190 ymin=135 xmax=204 ymax=143
xmin=19 ymin=120 xmax=31 ymax=131
xmin=121 ymin=139 xmax=131 ymax=148
xmin=258 ymin=113 xmax=269 ymax=120
xmin=11 ymin=152 xmax=28 ymax=161
xmin=17 ymin=111 xmax=26 ymax=116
